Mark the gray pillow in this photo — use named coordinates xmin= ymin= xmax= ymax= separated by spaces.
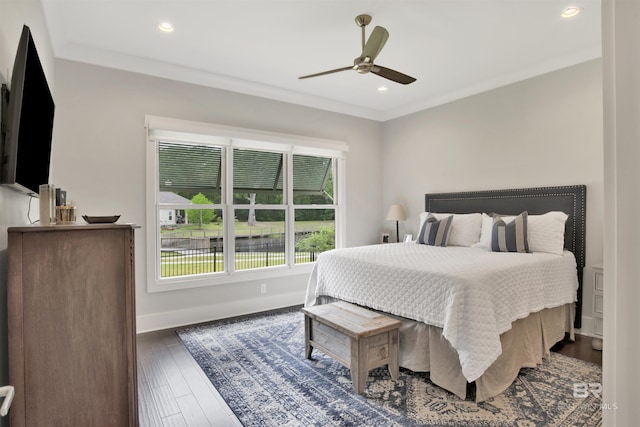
xmin=418 ymin=213 xmax=453 ymax=247
xmin=491 ymin=211 xmax=530 ymax=253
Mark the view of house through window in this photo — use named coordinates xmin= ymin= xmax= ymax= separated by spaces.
xmin=153 ymin=138 xmax=340 ymax=282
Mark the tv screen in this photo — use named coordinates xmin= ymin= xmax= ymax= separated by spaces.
xmin=0 ymin=25 xmax=55 ymax=196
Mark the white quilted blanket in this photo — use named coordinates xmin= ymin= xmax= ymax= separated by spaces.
xmin=304 ymin=243 xmax=578 ymax=382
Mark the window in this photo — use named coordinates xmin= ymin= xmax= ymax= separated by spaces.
xmin=145 ymin=116 xmax=347 ymax=292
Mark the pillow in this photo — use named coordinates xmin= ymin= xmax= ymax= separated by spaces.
xmin=418 ymin=212 xmax=482 ymax=246
xmin=491 ymin=211 xmax=530 ymax=253
xmin=475 ymin=211 xmax=569 ymax=255
xmin=417 ymin=214 xmax=453 ymax=247
xmin=474 ymin=213 xmax=495 ymax=249
xmin=527 ymin=211 xmax=569 ymax=255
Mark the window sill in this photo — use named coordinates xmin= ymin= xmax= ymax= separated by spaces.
xmin=147 ymin=262 xmax=315 ymax=293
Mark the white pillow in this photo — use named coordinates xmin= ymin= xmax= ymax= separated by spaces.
xmin=474 ymin=213 xmax=495 ymax=250
xmin=418 ymin=212 xmax=482 ymax=247
xmin=475 ymin=211 xmax=568 ymax=255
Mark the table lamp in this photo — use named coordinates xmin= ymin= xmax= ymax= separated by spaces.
xmin=385 ymin=204 xmax=406 ymax=242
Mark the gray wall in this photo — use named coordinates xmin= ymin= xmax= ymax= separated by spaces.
xmin=381 ymin=59 xmax=604 ymax=329
xmin=51 ymin=59 xmax=383 ymax=331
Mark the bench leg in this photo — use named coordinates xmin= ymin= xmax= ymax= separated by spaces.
xmin=350 ymin=338 xmax=367 ymax=394
xmin=304 ymin=315 xmax=313 ymax=359
xmin=388 ymin=329 xmax=399 ymax=380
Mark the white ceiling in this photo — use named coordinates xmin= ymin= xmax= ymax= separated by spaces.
xmin=41 ymin=0 xmax=601 ymax=121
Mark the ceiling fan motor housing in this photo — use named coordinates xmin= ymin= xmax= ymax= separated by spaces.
xmin=353 ymin=57 xmax=373 ymax=74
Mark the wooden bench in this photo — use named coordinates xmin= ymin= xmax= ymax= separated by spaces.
xmin=301 ymin=301 xmax=402 ymax=394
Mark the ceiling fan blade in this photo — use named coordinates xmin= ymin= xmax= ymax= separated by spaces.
xmin=371 ymin=65 xmax=416 ymax=85
xmin=298 ymin=66 xmax=354 ymax=80
xmin=361 ymin=26 xmax=389 ymax=62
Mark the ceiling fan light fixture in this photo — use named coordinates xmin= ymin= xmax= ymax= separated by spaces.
xmin=378 ymin=86 xmax=388 ymax=92
xmin=561 ymin=6 xmax=581 ymax=18
xmin=158 ymin=22 xmax=174 ymax=32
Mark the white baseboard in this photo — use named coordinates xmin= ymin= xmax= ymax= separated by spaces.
xmin=136 ymin=291 xmax=305 ymax=333
xmin=576 ymin=315 xmax=601 ymax=338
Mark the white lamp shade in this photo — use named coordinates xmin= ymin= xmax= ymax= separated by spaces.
xmin=386 ymin=204 xmax=406 ymax=221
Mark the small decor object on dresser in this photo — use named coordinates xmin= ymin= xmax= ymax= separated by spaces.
xmin=56 ymin=205 xmax=76 ymax=224
xmin=38 ymin=184 xmax=56 ymax=225
xmin=55 ymin=188 xmax=66 ymax=206
xmin=82 ymin=214 xmax=121 ymax=224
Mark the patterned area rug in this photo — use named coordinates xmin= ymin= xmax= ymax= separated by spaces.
xmin=176 ymin=308 xmax=602 ymax=426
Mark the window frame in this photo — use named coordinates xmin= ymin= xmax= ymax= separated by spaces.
xmin=145 ymin=116 xmax=347 ymax=293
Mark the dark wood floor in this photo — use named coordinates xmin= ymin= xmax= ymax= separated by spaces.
xmin=137 ymin=317 xmax=602 ymax=426
xmin=552 ymin=333 xmax=602 ymax=365
xmin=137 ymin=328 xmax=242 ymax=427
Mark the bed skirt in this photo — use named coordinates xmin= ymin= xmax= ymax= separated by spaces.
xmin=317 ymin=296 xmax=575 ymax=402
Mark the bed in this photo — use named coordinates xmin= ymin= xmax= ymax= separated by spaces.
xmin=304 ymin=185 xmax=586 ymax=402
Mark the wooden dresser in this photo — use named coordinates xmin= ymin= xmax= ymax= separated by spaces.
xmin=7 ymin=224 xmax=138 ymax=426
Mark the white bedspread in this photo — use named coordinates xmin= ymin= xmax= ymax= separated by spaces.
xmin=304 ymin=243 xmax=578 ymax=382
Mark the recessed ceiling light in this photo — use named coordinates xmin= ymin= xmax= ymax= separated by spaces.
xmin=561 ymin=6 xmax=581 ymax=18
xmin=378 ymin=86 xmax=388 ymax=92
xmin=158 ymin=22 xmax=174 ymax=32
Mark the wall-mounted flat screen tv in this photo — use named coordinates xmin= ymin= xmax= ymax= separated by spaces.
xmin=0 ymin=25 xmax=55 ymax=196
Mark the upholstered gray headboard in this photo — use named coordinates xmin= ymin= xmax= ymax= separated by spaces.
xmin=425 ymin=185 xmax=586 ymax=328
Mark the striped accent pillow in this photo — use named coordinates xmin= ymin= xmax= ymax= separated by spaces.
xmin=491 ymin=211 xmax=530 ymax=253
xmin=418 ymin=214 xmax=453 ymax=247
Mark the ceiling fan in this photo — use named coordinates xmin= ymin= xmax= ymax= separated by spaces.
xmin=299 ymin=14 xmax=416 ymax=85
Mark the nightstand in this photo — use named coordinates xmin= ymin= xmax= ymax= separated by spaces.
xmin=592 ymin=266 xmax=603 ymax=351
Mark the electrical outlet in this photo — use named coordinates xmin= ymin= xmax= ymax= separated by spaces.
xmin=260 ymin=283 xmax=267 ymax=294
